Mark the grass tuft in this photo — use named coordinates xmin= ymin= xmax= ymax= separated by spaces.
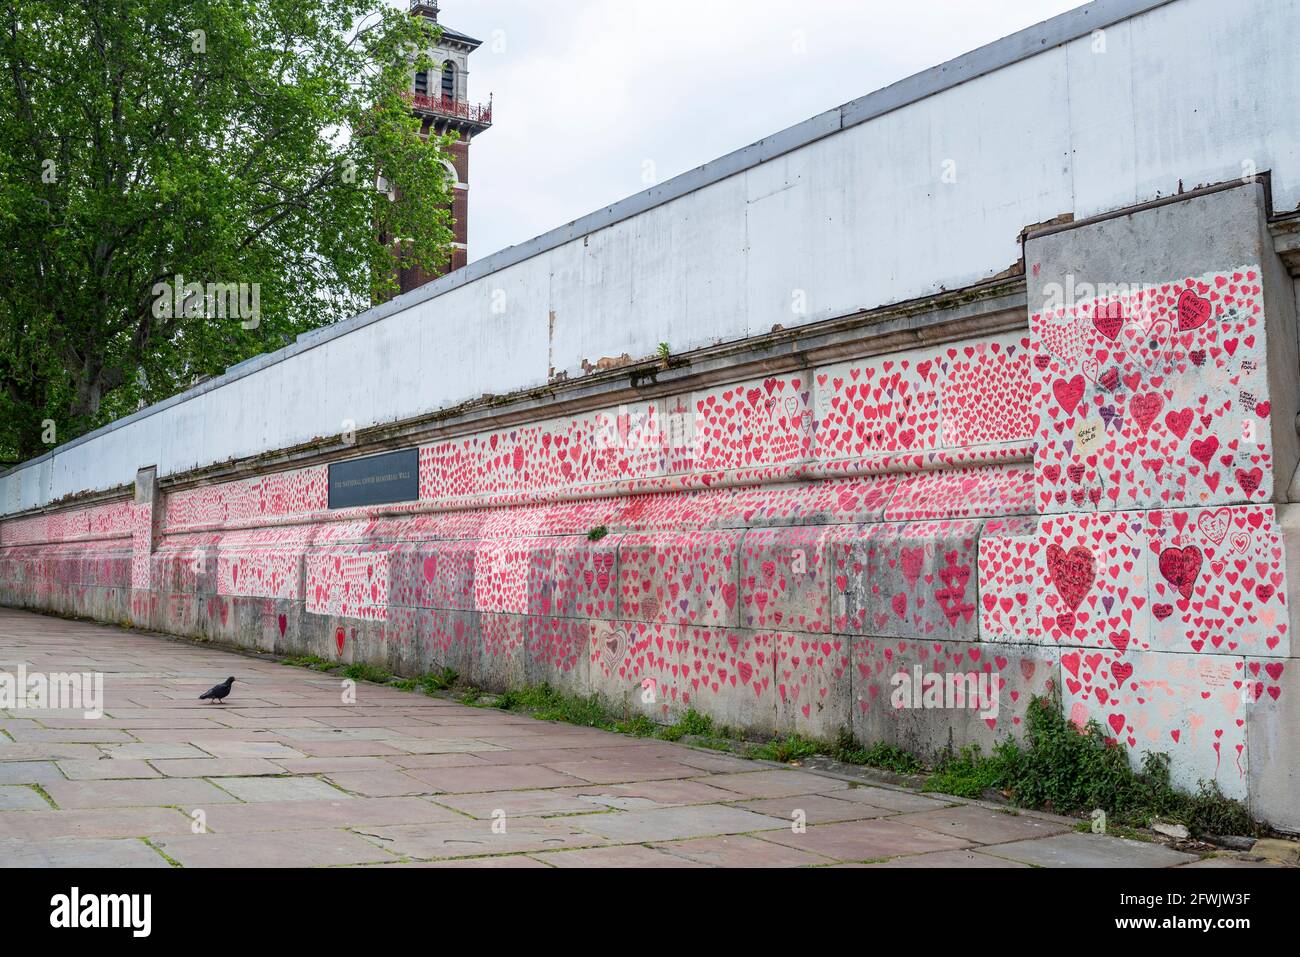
xmin=393 ymin=667 xmax=460 ymax=695
xmin=338 ymin=662 xmax=391 ymax=684
xmin=280 ymin=654 xmax=338 ymax=672
xmin=830 ymin=729 xmax=925 ymax=774
xmin=747 ymin=733 xmax=821 ymax=763
xmin=656 ymin=708 xmax=715 ymax=742
xmin=922 ymin=745 xmax=1000 ymax=798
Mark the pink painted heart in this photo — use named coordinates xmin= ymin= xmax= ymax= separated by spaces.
xmin=891 ymin=594 xmax=908 ymax=619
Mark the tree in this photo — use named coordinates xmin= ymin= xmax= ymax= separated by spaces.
xmin=0 ymin=0 xmax=456 ymax=462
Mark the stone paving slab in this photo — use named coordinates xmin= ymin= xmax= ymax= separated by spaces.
xmin=540 ymin=758 xmax=708 ymax=785
xmin=856 ymin=849 xmax=1031 ymax=868
xmin=431 ymin=788 xmax=612 ymax=819
xmin=290 ymin=739 xmax=406 ymax=758
xmin=359 ymin=817 xmax=608 ymax=859
xmin=195 ymin=797 xmax=462 ymax=834
xmin=757 ymin=818 xmax=975 ymax=862
xmin=276 ymin=756 xmax=392 ymax=774
xmin=0 ymin=785 xmax=50 ymax=810
xmin=0 ymin=760 xmax=64 ymax=785
xmin=0 ymin=742 xmax=103 ymax=761
xmin=6 ymin=727 xmax=134 ymax=743
xmin=399 ymin=764 xmax=587 ymax=794
xmin=730 ymin=793 xmax=895 ymax=825
xmin=153 ymin=829 xmax=398 ymax=868
xmin=0 ymin=837 xmax=170 ymax=867
xmin=453 ymin=746 xmax=633 ymax=767
xmin=0 ymin=807 xmax=197 ymax=840
xmin=381 ymin=752 xmax=491 ymax=770
xmin=152 ymin=757 xmax=287 ymax=777
xmin=825 ymin=786 xmax=957 ymax=813
xmin=554 ymin=779 xmax=745 ymax=809
xmin=1178 ymin=856 xmax=1287 ymax=868
xmin=375 ymin=855 xmax=552 ymax=868
xmin=535 ymin=844 xmax=711 ymax=868
xmin=573 ymin=804 xmax=790 ymax=843
xmin=41 ymin=777 xmax=240 ymax=810
xmin=56 ymin=758 xmax=162 ymax=780
xmin=894 ymin=805 xmax=1072 ymax=844
xmin=213 ymin=776 xmax=349 ymax=803
xmin=325 ymin=769 xmax=439 ymax=797
xmin=0 ymin=607 xmax=1277 ymax=868
xmin=980 ymin=832 xmax=1200 ymax=868
xmin=653 ymin=835 xmax=837 ymax=867
xmin=197 ymin=740 xmax=307 ymax=759
xmin=693 ymin=769 xmax=852 ymax=799
xmin=102 ymin=743 xmax=219 ymax=760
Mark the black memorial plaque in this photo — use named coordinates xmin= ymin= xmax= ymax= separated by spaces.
xmin=328 ymin=448 xmax=419 ymax=509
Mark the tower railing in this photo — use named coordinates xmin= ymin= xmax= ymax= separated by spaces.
xmin=408 ymin=92 xmax=492 ymax=125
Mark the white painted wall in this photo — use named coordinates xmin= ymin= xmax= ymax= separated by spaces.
xmin=3 ymin=0 xmax=1298 ymax=514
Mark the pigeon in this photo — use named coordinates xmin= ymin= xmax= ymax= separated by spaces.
xmin=199 ymin=677 xmax=236 ymax=704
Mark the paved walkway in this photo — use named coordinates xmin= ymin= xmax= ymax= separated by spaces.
xmin=0 ymin=607 xmax=1262 ymax=868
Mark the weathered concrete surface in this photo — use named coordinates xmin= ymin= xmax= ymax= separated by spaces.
xmin=0 ymin=607 xmax=1278 ymax=868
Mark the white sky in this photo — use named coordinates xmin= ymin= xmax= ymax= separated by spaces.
xmin=413 ymin=0 xmax=1086 ymax=261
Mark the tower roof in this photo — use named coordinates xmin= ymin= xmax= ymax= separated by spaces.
xmin=409 ymin=1 xmax=483 ymax=50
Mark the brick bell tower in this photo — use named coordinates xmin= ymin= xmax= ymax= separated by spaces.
xmin=396 ymin=1 xmax=493 ymax=294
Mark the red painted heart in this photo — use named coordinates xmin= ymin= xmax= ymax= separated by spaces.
xmin=1158 ymin=546 xmax=1203 ymax=600
xmin=1130 ymin=393 xmax=1165 ymax=433
xmin=1052 ymin=376 xmax=1086 ymax=416
xmin=1092 ymin=303 xmax=1125 ymax=341
xmin=1177 ymin=289 xmax=1212 ymax=332
xmin=1046 ymin=544 xmax=1096 ymax=612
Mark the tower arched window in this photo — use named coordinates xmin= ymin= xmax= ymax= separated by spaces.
xmin=414 ymin=70 xmax=428 ymax=96
xmin=441 ymin=61 xmax=456 ymax=101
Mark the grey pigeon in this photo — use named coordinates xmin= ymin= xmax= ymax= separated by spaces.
xmin=199 ymin=677 xmax=236 ymax=704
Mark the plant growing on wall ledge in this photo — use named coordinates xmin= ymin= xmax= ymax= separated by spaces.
xmin=0 ymin=0 xmax=456 ymax=460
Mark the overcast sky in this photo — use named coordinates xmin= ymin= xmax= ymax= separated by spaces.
xmin=411 ymin=0 xmax=1085 ymax=261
